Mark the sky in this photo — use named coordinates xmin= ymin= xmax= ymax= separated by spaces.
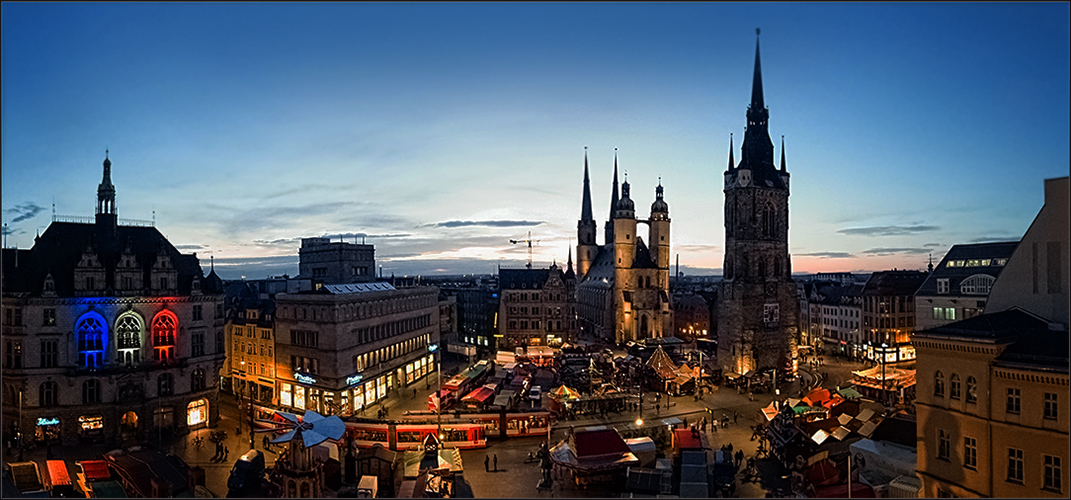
xmin=3 ymin=3 xmax=1068 ymax=280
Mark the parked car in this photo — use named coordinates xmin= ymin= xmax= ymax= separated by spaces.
xmin=226 ymin=449 xmax=265 ymax=495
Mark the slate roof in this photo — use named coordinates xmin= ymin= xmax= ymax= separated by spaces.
xmin=914 ymin=308 xmax=1051 ymax=341
xmin=499 ymin=268 xmax=562 ymax=290
xmin=869 ymin=415 xmax=917 ymax=449
xmin=861 ymin=270 xmax=928 ymax=297
xmin=916 ymin=242 xmax=1018 ymax=296
xmin=632 ymin=239 xmax=657 ymax=269
xmin=578 ymin=245 xmax=616 ymax=285
xmin=2 ymin=221 xmax=206 ymax=297
xmin=994 ymin=330 xmax=1070 ymax=372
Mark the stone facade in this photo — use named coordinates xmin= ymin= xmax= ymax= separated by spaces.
xmin=576 ymin=149 xmax=674 ymax=344
xmin=497 ymin=266 xmax=577 ymax=348
xmin=716 ymin=34 xmax=799 ymax=376
xmin=1 ymin=154 xmax=225 ymax=447
xmin=298 ymin=237 xmax=375 ymax=285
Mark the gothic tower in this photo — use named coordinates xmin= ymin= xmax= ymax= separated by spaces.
xmin=614 ymin=177 xmax=637 ymax=341
xmin=717 ymin=31 xmax=799 ymax=376
xmin=577 ymin=147 xmax=598 ymax=278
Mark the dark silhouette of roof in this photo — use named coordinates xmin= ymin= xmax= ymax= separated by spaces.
xmin=869 ymin=415 xmax=917 ymax=449
xmin=2 ymin=221 xmax=207 ymax=297
xmin=861 ymin=270 xmax=928 ymax=297
xmin=915 ymin=242 xmax=1019 ymax=296
xmin=915 ymin=308 xmax=1051 ymax=341
xmin=499 ymin=268 xmax=552 ymax=290
xmin=995 ymin=330 xmax=1070 ymax=371
xmin=571 ymin=428 xmax=631 ymax=459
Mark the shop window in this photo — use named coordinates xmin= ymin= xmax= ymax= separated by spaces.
xmin=187 ymin=399 xmax=208 ymax=426
xmin=82 ymin=379 xmax=101 ymax=404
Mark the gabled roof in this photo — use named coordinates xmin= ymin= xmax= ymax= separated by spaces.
xmin=632 ymin=238 xmax=657 ymax=269
xmin=2 ymin=221 xmax=205 ymax=297
xmin=572 ymin=428 xmax=631 ymax=459
xmin=500 ymin=268 xmax=555 ymax=290
xmin=578 ymin=245 xmax=615 ymax=285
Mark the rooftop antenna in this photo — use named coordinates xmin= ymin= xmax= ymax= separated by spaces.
xmin=3 ymin=223 xmax=7 ymax=248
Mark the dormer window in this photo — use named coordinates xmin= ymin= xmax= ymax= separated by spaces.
xmin=937 ymin=278 xmax=949 ymax=294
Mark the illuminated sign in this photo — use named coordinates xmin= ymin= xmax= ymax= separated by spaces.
xmin=428 ymin=344 xmax=438 ymax=353
xmin=294 ymin=373 xmax=316 ymax=384
xmin=36 ymin=417 xmax=60 ymax=426
xmin=346 ymin=374 xmax=363 ymax=386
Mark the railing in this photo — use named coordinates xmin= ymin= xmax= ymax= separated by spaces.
xmin=51 ymin=214 xmax=154 ymax=227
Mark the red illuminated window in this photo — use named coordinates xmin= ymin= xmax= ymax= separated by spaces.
xmin=152 ymin=312 xmax=177 ymax=362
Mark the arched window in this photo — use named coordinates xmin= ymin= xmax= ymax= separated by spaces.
xmin=288 ymin=481 xmax=297 ymax=498
xmin=152 ymin=312 xmax=177 ymax=362
xmin=76 ymin=313 xmax=107 ymax=368
xmin=934 ymin=371 xmax=945 ymax=398
xmin=83 ymin=379 xmax=101 ymax=404
xmin=158 ymin=373 xmax=174 ymax=397
xmin=116 ymin=313 xmax=142 ymax=365
xmin=966 ymin=376 xmax=978 ymax=404
xmin=39 ymin=381 xmax=58 ymax=407
xmin=960 ymin=274 xmax=996 ymax=295
xmin=191 ymin=369 xmax=206 ymax=392
xmin=950 ymin=374 xmax=961 ymax=400
xmin=300 ymin=483 xmax=310 ymax=498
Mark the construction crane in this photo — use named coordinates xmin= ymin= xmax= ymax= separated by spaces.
xmin=509 ymin=231 xmax=539 ymax=269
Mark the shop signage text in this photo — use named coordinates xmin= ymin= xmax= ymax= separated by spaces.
xmin=295 ymin=373 xmax=316 ymax=384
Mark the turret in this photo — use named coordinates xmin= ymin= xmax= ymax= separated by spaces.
xmin=95 ymin=151 xmax=118 ymax=236
xmin=614 ymin=178 xmax=637 ymax=275
xmin=648 ymin=181 xmax=671 ymax=287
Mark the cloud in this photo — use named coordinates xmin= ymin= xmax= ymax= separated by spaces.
xmin=422 ymin=220 xmax=544 ymax=228
xmin=252 ymin=237 xmax=304 ymax=247
xmin=676 ymin=244 xmax=722 ymax=252
xmin=324 ymin=232 xmax=412 ymax=240
xmin=860 ymin=247 xmax=931 ymax=256
xmin=837 ymin=225 xmax=940 ymax=236
xmin=922 ymin=242 xmax=944 ymax=248
xmin=2 ymin=226 xmax=24 ymax=236
xmin=969 ymin=236 xmax=1019 ymax=243
xmin=797 ymin=251 xmax=855 ymax=259
xmin=5 ymin=202 xmax=45 ymax=223
xmin=174 ymin=244 xmax=206 ymax=250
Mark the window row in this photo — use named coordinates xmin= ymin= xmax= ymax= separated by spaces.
xmin=350 ymin=315 xmax=431 ymax=344
xmin=933 ymin=371 xmax=978 ymax=403
xmin=35 ymin=370 xmax=206 ymax=407
xmin=353 ymin=333 xmax=432 ymax=373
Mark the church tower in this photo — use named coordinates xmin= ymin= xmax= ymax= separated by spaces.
xmin=717 ymin=30 xmax=799 ymax=377
xmin=96 ymin=151 xmax=118 ymax=236
xmin=649 ymin=181 xmax=671 ymax=288
xmin=577 ymin=147 xmax=598 ymax=278
xmin=613 ymin=176 xmax=638 ymax=341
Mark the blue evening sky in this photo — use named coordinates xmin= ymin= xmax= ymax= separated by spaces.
xmin=3 ymin=2 xmax=1068 ymax=279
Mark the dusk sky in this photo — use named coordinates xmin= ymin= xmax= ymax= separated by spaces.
xmin=3 ymin=3 xmax=1068 ymax=280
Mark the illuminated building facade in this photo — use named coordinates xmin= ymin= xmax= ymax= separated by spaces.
xmin=860 ymin=270 xmax=927 ymax=362
xmin=1 ymin=154 xmax=226 ymax=446
xmin=274 ymin=283 xmax=439 ymax=415
xmin=228 ymin=297 xmax=277 ymax=404
xmin=575 ymin=148 xmax=674 ymax=344
xmin=914 ymin=176 xmax=1069 ymax=498
xmin=497 ymin=264 xmax=577 ymax=348
xmin=716 ymin=33 xmax=799 ymax=376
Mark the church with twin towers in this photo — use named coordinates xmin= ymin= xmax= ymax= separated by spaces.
xmin=574 ymin=31 xmax=799 ymax=376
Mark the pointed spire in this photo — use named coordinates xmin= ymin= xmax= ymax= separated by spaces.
xmin=580 ymin=146 xmax=594 ymax=222
xmin=211 ymin=255 xmax=215 ymax=272
xmin=780 ymin=135 xmax=786 ymax=172
xmin=610 ymin=148 xmax=620 ymax=217
xmin=567 ymin=243 xmax=574 ymax=273
xmin=928 ymin=253 xmax=934 ymax=273
xmin=728 ymin=133 xmax=735 ymax=171
xmin=751 ymin=28 xmax=764 ymax=111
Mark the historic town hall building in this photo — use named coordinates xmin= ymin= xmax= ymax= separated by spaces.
xmin=717 ymin=32 xmax=800 ymax=376
xmin=2 ymin=153 xmax=226 ymax=447
xmin=575 ymin=149 xmax=673 ymax=344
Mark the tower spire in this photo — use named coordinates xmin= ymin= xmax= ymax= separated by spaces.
xmin=751 ymin=28 xmax=764 ymax=111
xmin=96 ymin=150 xmax=118 ymax=234
xmin=567 ymin=243 xmax=574 ymax=273
xmin=580 ymin=146 xmax=593 ymax=222
xmin=728 ymin=133 xmax=735 ymax=171
xmin=610 ymin=148 xmax=620 ymax=217
xmin=780 ymin=135 xmax=786 ymax=172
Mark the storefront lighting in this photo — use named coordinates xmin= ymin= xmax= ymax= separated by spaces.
xmin=295 ymin=373 xmax=316 ymax=384
xmin=346 ymin=374 xmax=364 ymax=386
xmin=37 ymin=417 xmax=59 ymax=426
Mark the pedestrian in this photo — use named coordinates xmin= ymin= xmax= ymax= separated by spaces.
xmin=493 ymin=454 xmax=498 ymax=472
xmin=224 ymin=446 xmax=229 ymax=461
xmin=727 ymin=443 xmax=733 ymax=455
xmin=748 ymin=391 xmax=753 ymax=402
xmin=735 ymin=450 xmax=744 ymax=467
xmin=484 ymin=454 xmax=490 ymax=472
xmin=263 ymin=435 xmax=270 ymax=450
xmin=655 ymin=403 xmax=660 ymax=415
xmin=734 ymin=410 xmax=738 ymax=424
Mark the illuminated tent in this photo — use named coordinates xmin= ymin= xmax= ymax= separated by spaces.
xmin=551 ymin=385 xmax=581 ymax=401
xmin=645 ymin=346 xmax=678 ymax=381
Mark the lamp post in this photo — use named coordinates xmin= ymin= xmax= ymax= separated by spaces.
xmin=17 ymin=386 xmax=24 ymax=461
xmin=880 ymin=342 xmax=888 ymax=407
